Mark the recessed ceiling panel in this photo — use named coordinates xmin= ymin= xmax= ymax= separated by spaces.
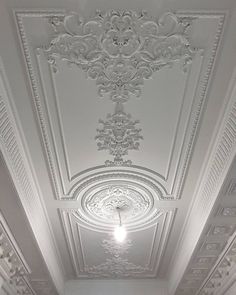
xmin=16 ymin=11 xmax=224 ymax=201
xmin=60 ymin=208 xmax=175 ymax=278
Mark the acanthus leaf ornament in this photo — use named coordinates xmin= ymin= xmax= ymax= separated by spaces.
xmin=44 ymin=10 xmax=197 ymax=103
xmin=43 ymin=10 xmax=198 ymax=166
xmin=84 ymin=257 xmax=149 ymax=277
xmin=102 ymin=237 xmax=132 ymax=257
xmin=95 ymin=103 xmax=143 ymax=166
xmin=84 ymin=235 xmax=149 ymax=278
xmin=84 ymin=185 xmax=151 ymax=223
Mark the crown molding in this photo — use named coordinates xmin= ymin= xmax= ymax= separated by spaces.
xmin=169 ymin=66 xmax=236 ymax=294
xmin=0 ymin=212 xmax=36 ymax=295
xmin=197 ymin=232 xmax=236 ymax=295
xmin=0 ymin=57 xmax=64 ymax=294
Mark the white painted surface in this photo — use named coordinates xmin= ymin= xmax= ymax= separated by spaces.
xmin=0 ymin=0 xmax=236 ymax=294
xmin=225 ymin=281 xmax=236 ymax=295
xmin=66 ymin=279 xmax=168 ymax=295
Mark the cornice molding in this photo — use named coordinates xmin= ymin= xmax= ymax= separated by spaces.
xmin=0 ymin=58 xmax=64 ymax=294
xmin=170 ymin=67 xmax=236 ymax=295
xmin=198 ymin=233 xmax=236 ymax=295
xmin=0 ymin=212 xmax=35 ymax=295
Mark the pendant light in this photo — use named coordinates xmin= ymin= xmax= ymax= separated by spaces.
xmin=113 ymin=207 xmax=127 ymax=243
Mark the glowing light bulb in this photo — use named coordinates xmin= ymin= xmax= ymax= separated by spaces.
xmin=114 ymin=225 xmax=127 ymax=243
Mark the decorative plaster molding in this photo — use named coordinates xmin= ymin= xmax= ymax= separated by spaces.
xmin=82 ymin=184 xmax=152 ymax=226
xmin=44 ymin=11 xmax=196 ymax=103
xmin=0 ymin=213 xmax=35 ymax=295
xmin=30 ymin=280 xmax=58 ymax=295
xmin=84 ymin=235 xmax=149 ymax=278
xmin=174 ymin=12 xmax=225 ymax=199
xmin=218 ymin=207 xmax=236 ymax=217
xmin=15 ymin=11 xmax=224 ymax=202
xmin=198 ymin=234 xmax=236 ymax=295
xmin=60 ymin=209 xmax=175 ymax=278
xmin=173 ymin=68 xmax=236 ymax=295
xmin=0 ymin=59 xmax=63 ymax=294
xmin=43 ymin=10 xmax=197 ymax=167
xmin=84 ymin=257 xmax=149 ymax=278
xmin=69 ymin=169 xmax=168 ymax=201
xmin=95 ymin=103 xmax=143 ymax=166
xmin=102 ymin=237 xmax=132 ymax=257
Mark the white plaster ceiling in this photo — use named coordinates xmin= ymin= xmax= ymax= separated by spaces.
xmin=0 ymin=0 xmax=236 ymax=294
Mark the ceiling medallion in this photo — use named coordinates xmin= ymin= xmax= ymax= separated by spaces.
xmin=82 ymin=184 xmax=152 ymax=226
xmin=44 ymin=10 xmax=197 ymax=166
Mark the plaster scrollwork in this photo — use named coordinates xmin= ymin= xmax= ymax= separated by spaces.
xmin=84 ymin=236 xmax=148 ymax=277
xmin=44 ymin=10 xmax=196 ymax=103
xmin=95 ymin=103 xmax=143 ymax=166
xmin=84 ymin=257 xmax=149 ymax=277
xmin=102 ymin=237 xmax=132 ymax=257
xmin=83 ymin=184 xmax=152 ymax=224
xmin=44 ymin=10 xmax=196 ymax=166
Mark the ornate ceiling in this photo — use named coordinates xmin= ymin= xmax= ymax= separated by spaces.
xmin=0 ymin=0 xmax=236 ymax=295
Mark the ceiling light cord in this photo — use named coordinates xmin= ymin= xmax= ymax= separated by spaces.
xmin=117 ymin=207 xmax=122 ymax=226
xmin=114 ymin=207 xmax=127 ymax=243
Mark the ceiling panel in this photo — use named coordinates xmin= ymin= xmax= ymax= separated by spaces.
xmin=0 ymin=0 xmax=236 ymax=294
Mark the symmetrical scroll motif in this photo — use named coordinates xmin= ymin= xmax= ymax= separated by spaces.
xmin=95 ymin=103 xmax=143 ymax=166
xmin=84 ymin=236 xmax=148 ymax=277
xmin=44 ymin=10 xmax=197 ymax=166
xmin=45 ymin=10 xmax=196 ymax=103
xmin=84 ymin=257 xmax=148 ymax=277
xmin=102 ymin=237 xmax=132 ymax=257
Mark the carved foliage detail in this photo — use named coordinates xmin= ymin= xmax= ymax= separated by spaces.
xmin=84 ymin=184 xmax=151 ymax=223
xmin=43 ymin=10 xmax=197 ymax=166
xmin=44 ymin=11 xmax=196 ymax=103
xmin=102 ymin=237 xmax=132 ymax=257
xmin=95 ymin=103 xmax=143 ymax=166
xmin=84 ymin=236 xmax=148 ymax=277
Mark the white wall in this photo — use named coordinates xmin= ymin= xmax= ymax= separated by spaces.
xmin=65 ymin=279 xmax=168 ymax=295
xmin=225 ymin=281 xmax=236 ymax=295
